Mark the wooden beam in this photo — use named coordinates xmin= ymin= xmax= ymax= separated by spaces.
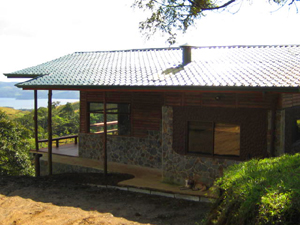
xmin=48 ymin=90 xmax=53 ymax=175
xmin=103 ymin=92 xmax=107 ymax=177
xmin=34 ymin=90 xmax=39 ymax=151
xmin=270 ymin=95 xmax=279 ymax=157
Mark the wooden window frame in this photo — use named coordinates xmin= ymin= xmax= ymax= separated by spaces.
xmin=186 ymin=121 xmax=241 ymax=158
xmin=87 ymin=102 xmax=131 ymax=136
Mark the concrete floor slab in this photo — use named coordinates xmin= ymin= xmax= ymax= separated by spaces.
xmin=31 ymin=150 xmax=218 ymax=201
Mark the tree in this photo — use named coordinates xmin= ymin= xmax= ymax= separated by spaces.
xmin=0 ymin=111 xmax=34 ymax=176
xmin=133 ymin=0 xmax=299 ymax=44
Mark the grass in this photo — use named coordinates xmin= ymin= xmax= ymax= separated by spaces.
xmin=0 ymin=107 xmax=30 ymax=119
xmin=207 ymin=154 xmax=300 ymax=225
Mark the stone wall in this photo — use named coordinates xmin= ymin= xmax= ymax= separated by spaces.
xmin=40 ymin=160 xmax=102 ymax=176
xmin=107 ymin=131 xmax=162 ymax=169
xmin=79 ymin=131 xmax=162 ymax=169
xmin=79 ymin=133 xmax=103 ymax=160
xmin=162 ymin=106 xmax=238 ymax=187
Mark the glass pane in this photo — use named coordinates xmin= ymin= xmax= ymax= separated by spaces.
xmin=89 ymin=103 xmax=130 ymax=135
xmin=117 ymin=103 xmax=130 ymax=114
xmin=106 ymin=104 xmax=118 ymax=113
xmin=89 ymin=103 xmax=103 ymax=113
xmin=106 ymin=103 xmax=130 ymax=114
xmin=118 ymin=114 xmax=131 ymax=135
xmin=188 ymin=121 xmax=213 ymax=154
xmin=89 ymin=113 xmax=104 ymax=133
xmin=107 ymin=114 xmax=118 ymax=135
xmin=214 ymin=123 xmax=240 ymax=156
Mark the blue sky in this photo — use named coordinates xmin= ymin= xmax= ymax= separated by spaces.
xmin=0 ymin=0 xmax=299 ymax=82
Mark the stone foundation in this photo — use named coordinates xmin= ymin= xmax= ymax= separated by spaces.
xmin=162 ymin=106 xmax=238 ymax=187
xmin=79 ymin=133 xmax=103 ymax=160
xmin=79 ymin=131 xmax=162 ymax=169
xmin=40 ymin=160 xmax=102 ymax=176
xmin=107 ymin=131 xmax=162 ymax=169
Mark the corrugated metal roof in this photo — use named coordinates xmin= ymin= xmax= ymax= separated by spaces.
xmin=5 ymin=45 xmax=300 ymax=91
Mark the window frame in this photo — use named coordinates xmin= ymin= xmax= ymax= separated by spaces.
xmin=87 ymin=102 xmax=131 ymax=136
xmin=186 ymin=121 xmax=241 ymax=158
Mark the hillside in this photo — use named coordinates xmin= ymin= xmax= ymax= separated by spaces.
xmin=0 ymin=107 xmax=31 ymax=119
xmin=207 ymin=154 xmax=300 ymax=225
xmin=0 ymin=82 xmax=79 ymax=99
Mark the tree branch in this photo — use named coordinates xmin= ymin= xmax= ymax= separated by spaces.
xmin=198 ymin=0 xmax=237 ymax=11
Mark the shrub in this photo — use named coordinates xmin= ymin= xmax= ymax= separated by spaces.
xmin=0 ymin=111 xmax=34 ymax=176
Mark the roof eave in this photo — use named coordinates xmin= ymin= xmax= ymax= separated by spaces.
xmin=3 ymin=73 xmax=43 ymax=79
xmin=15 ymin=84 xmax=300 ymax=93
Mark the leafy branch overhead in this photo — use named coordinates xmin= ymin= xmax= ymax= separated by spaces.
xmin=133 ymin=0 xmax=299 ymax=44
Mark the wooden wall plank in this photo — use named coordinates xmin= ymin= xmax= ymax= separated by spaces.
xmin=80 ymin=90 xmax=284 ymax=135
xmin=281 ymin=93 xmax=300 ymax=108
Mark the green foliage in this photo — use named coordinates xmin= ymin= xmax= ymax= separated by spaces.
xmin=133 ymin=0 xmax=299 ymax=44
xmin=0 ymin=102 xmax=79 ymax=176
xmin=16 ymin=101 xmax=80 ymax=138
xmin=0 ymin=111 xmax=34 ymax=176
xmin=0 ymin=107 xmax=31 ymax=120
xmin=208 ymin=154 xmax=300 ymax=225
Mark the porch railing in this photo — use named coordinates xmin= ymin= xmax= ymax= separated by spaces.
xmin=38 ymin=134 xmax=78 ymax=148
xmin=90 ymin=120 xmax=118 ymax=134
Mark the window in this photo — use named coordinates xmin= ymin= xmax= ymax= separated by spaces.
xmin=187 ymin=121 xmax=240 ymax=157
xmin=294 ymin=119 xmax=300 ymax=142
xmin=89 ymin=103 xmax=131 ymax=135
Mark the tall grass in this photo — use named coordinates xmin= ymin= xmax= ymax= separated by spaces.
xmin=208 ymin=154 xmax=300 ymax=225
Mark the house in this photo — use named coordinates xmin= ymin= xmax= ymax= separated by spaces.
xmin=5 ymin=45 xmax=300 ymax=186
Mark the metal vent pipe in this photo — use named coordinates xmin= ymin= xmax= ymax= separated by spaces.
xmin=181 ymin=44 xmax=192 ymax=66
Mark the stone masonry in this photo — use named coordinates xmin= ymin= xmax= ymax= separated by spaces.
xmin=79 ymin=131 xmax=162 ymax=169
xmin=162 ymin=106 xmax=238 ymax=187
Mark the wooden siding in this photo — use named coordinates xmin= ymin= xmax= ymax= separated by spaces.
xmin=281 ymin=93 xmax=300 ymax=108
xmin=80 ymin=91 xmax=282 ymax=136
xmin=132 ymin=92 xmax=163 ymax=136
xmin=80 ymin=91 xmax=163 ymax=137
xmin=165 ymin=92 xmax=277 ymax=109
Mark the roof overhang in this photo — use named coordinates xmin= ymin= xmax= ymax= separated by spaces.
xmin=3 ymin=73 xmax=43 ymax=79
xmin=16 ymin=84 xmax=300 ymax=93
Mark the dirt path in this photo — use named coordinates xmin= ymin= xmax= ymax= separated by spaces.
xmin=0 ymin=175 xmax=212 ymax=225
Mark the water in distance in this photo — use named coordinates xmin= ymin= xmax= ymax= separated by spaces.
xmin=0 ymin=98 xmax=79 ymax=110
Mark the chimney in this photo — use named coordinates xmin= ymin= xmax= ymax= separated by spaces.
xmin=180 ymin=44 xmax=192 ymax=66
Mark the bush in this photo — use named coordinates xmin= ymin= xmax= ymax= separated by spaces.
xmin=0 ymin=111 xmax=34 ymax=176
xmin=207 ymin=154 xmax=300 ymax=225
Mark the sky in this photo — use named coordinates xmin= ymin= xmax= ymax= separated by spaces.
xmin=0 ymin=0 xmax=299 ymax=82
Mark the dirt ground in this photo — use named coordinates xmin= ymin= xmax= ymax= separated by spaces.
xmin=0 ymin=174 xmax=212 ymax=225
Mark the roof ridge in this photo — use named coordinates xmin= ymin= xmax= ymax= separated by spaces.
xmin=74 ymin=44 xmax=300 ymax=54
xmin=74 ymin=47 xmax=181 ymax=54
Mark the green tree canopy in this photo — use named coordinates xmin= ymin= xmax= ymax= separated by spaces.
xmin=133 ymin=0 xmax=299 ymax=44
xmin=0 ymin=111 xmax=34 ymax=176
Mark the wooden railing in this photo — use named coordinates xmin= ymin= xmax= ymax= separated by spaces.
xmin=38 ymin=134 xmax=78 ymax=148
xmin=90 ymin=120 xmax=118 ymax=134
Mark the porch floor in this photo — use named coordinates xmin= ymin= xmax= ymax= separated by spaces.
xmin=38 ymin=143 xmax=79 ymax=157
xmin=31 ymin=145 xmax=217 ymax=200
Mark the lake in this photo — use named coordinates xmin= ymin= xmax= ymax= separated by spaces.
xmin=0 ymin=98 xmax=79 ymax=109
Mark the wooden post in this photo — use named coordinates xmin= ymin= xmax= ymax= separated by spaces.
xmin=48 ymin=90 xmax=53 ymax=175
xmin=34 ymin=90 xmax=39 ymax=151
xmin=270 ymin=95 xmax=279 ymax=157
xmin=103 ymin=92 xmax=107 ymax=177
xmin=34 ymin=153 xmax=42 ymax=177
